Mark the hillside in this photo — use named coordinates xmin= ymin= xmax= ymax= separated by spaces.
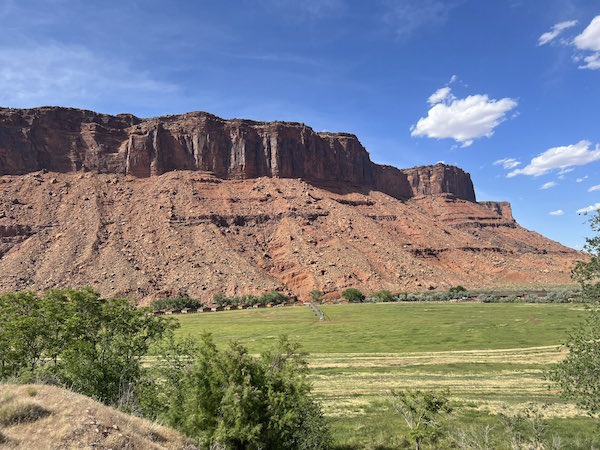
xmin=0 ymin=384 xmax=195 ymax=449
xmin=0 ymin=107 xmax=581 ymax=301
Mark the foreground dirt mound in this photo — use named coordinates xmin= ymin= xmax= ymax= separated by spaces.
xmin=0 ymin=384 xmax=195 ymax=449
xmin=0 ymin=171 xmax=580 ymax=302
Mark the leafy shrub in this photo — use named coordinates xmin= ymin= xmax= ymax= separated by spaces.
xmin=449 ymin=285 xmax=467 ymax=293
xmin=373 ymin=290 xmax=395 ymax=303
xmin=0 ymin=401 xmax=50 ymax=425
xmin=150 ymin=296 xmax=202 ymax=311
xmin=342 ymin=288 xmax=365 ymax=303
xmin=387 ymin=388 xmax=452 ymax=450
xmin=0 ymin=288 xmax=174 ymax=406
xmin=140 ymin=335 xmax=332 ymax=450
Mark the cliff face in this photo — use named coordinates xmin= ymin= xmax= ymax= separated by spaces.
xmin=0 ymin=107 xmax=476 ymax=202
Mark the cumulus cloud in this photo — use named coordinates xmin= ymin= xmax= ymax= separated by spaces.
xmin=589 ymin=184 xmax=600 ymax=192
xmin=573 ymin=15 xmax=600 ymax=70
xmin=549 ymin=209 xmax=564 ymax=216
xmin=493 ymin=158 xmax=521 ymax=169
xmin=574 ymin=16 xmax=600 ymax=51
xmin=540 ymin=181 xmax=557 ymax=190
xmin=577 ymin=203 xmax=600 ymax=214
xmin=538 ymin=20 xmax=578 ymax=46
xmin=411 ymin=87 xmax=517 ymax=148
xmin=508 ymin=140 xmax=600 ymax=178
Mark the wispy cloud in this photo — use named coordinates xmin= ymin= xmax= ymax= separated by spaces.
xmin=0 ymin=41 xmax=178 ymax=108
xmin=264 ymin=0 xmax=345 ymax=19
xmin=538 ymin=20 xmax=577 ymax=46
xmin=411 ymin=85 xmax=517 ymax=148
xmin=540 ymin=181 xmax=557 ymax=190
xmin=541 ymin=15 xmax=600 ymax=71
xmin=589 ymin=184 xmax=600 ymax=192
xmin=549 ymin=209 xmax=564 ymax=216
xmin=577 ymin=176 xmax=588 ymax=183
xmin=508 ymin=140 xmax=600 ymax=177
xmin=381 ymin=0 xmax=461 ymax=39
xmin=577 ymin=203 xmax=600 ymax=214
xmin=494 ymin=158 xmax=521 ymax=170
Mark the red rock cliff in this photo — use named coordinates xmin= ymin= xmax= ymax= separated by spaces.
xmin=0 ymin=107 xmax=476 ymax=201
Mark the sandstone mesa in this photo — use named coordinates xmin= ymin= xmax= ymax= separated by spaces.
xmin=0 ymin=107 xmax=579 ymax=301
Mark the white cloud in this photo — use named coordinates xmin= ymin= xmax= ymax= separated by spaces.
xmin=493 ymin=158 xmax=521 ymax=169
xmin=578 ymin=52 xmax=600 ymax=70
xmin=411 ymin=87 xmax=517 ymax=147
xmin=428 ymin=86 xmax=453 ymax=105
xmin=573 ymin=15 xmax=600 ymax=70
xmin=549 ymin=209 xmax=564 ymax=216
xmin=589 ymin=184 xmax=600 ymax=192
xmin=577 ymin=203 xmax=600 ymax=214
xmin=508 ymin=140 xmax=600 ymax=177
xmin=574 ymin=16 xmax=600 ymax=51
xmin=577 ymin=176 xmax=588 ymax=183
xmin=541 ymin=181 xmax=557 ymax=190
xmin=538 ymin=20 xmax=578 ymax=46
xmin=449 ymin=74 xmax=457 ymax=84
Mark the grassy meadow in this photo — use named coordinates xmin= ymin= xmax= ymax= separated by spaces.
xmin=176 ymin=303 xmax=598 ymax=448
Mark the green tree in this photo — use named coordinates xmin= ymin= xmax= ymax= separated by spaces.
xmin=0 ymin=288 xmax=174 ymax=406
xmin=386 ymin=389 xmax=452 ymax=450
xmin=373 ymin=290 xmax=395 ymax=302
xmin=550 ymin=212 xmax=600 ymax=415
xmin=342 ymin=288 xmax=365 ymax=303
xmin=142 ymin=334 xmax=331 ymax=450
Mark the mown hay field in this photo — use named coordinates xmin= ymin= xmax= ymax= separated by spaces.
xmin=176 ymin=303 xmax=598 ymax=449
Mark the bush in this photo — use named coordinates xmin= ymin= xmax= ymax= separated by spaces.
xmin=310 ymin=290 xmax=324 ymax=302
xmin=151 ymin=296 xmax=202 ymax=311
xmin=449 ymin=285 xmax=467 ymax=294
xmin=373 ymin=290 xmax=395 ymax=303
xmin=0 ymin=288 xmax=175 ymax=406
xmin=141 ymin=335 xmax=332 ymax=450
xmin=342 ymin=288 xmax=365 ymax=303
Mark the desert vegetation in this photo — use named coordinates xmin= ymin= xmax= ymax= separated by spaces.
xmin=0 ymin=213 xmax=597 ymax=448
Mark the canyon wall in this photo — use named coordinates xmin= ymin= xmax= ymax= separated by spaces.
xmin=0 ymin=107 xmax=476 ymax=202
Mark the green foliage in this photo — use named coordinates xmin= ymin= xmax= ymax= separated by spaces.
xmin=449 ymin=285 xmax=467 ymax=293
xmin=342 ymin=288 xmax=365 ymax=303
xmin=549 ymin=308 xmax=600 ymax=415
xmin=213 ymin=291 xmax=292 ymax=307
xmin=572 ymin=212 xmax=600 ymax=302
xmin=150 ymin=296 xmax=202 ymax=311
xmin=386 ymin=388 xmax=452 ymax=450
xmin=373 ymin=290 xmax=395 ymax=302
xmin=0 ymin=288 xmax=174 ymax=406
xmin=550 ymin=213 xmax=600 ymax=416
xmin=141 ymin=334 xmax=332 ymax=450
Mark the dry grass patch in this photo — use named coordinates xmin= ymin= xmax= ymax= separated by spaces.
xmin=0 ymin=401 xmax=50 ymax=426
xmin=0 ymin=384 xmax=196 ymax=449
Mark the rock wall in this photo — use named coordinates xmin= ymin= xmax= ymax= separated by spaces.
xmin=0 ymin=107 xmax=476 ymax=201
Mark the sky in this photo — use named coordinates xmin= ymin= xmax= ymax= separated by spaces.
xmin=0 ymin=0 xmax=599 ymax=249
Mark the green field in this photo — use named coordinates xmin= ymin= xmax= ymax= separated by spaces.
xmin=176 ymin=304 xmax=597 ymax=448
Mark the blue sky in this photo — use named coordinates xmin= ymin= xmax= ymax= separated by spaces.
xmin=1 ymin=0 xmax=599 ymax=249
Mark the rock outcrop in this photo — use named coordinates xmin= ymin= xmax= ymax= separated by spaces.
xmin=0 ymin=107 xmax=475 ymax=201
